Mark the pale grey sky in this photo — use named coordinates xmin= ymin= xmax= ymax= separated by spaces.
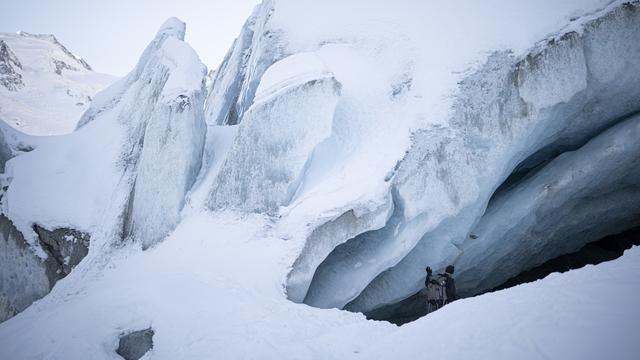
xmin=0 ymin=0 xmax=260 ymax=76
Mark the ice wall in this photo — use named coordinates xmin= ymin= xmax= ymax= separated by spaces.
xmin=204 ymin=0 xmax=285 ymax=126
xmin=124 ymin=35 xmax=207 ymax=249
xmin=208 ymin=53 xmax=341 ymax=214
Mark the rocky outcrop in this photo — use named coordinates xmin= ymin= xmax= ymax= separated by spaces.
xmin=0 ymin=215 xmax=90 ymax=323
xmin=34 ymin=225 xmax=90 ymax=279
xmin=0 ymin=215 xmax=49 ymax=323
xmin=116 ymin=328 xmax=154 ymax=360
xmin=0 ymin=40 xmax=23 ymax=91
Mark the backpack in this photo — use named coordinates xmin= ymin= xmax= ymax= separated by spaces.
xmin=426 ymin=274 xmax=448 ymax=303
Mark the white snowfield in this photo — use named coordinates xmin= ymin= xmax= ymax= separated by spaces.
xmin=1 ymin=0 xmax=640 ymax=358
xmin=0 ymin=32 xmax=115 ymax=135
xmin=0 ymin=213 xmax=638 ymax=359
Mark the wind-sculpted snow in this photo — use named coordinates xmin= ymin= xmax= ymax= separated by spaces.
xmin=208 ymin=53 xmax=341 ymax=214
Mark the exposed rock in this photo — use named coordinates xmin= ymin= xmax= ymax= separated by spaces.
xmin=0 ymin=214 xmax=90 ymax=323
xmin=33 ymin=224 xmax=90 ymax=280
xmin=52 ymin=58 xmax=78 ymax=75
xmin=0 ymin=40 xmax=24 ymax=91
xmin=116 ymin=328 xmax=154 ymax=360
xmin=0 ymin=215 xmax=49 ymax=323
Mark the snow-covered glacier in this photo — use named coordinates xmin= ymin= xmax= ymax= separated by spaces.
xmin=1 ymin=0 xmax=639 ymax=359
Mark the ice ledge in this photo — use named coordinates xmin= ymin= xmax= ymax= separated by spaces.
xmin=254 ymin=52 xmax=333 ymax=102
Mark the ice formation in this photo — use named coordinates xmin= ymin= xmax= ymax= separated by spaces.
xmin=208 ymin=52 xmax=341 ymax=214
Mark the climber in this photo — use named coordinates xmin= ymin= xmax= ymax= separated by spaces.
xmin=424 ymin=265 xmax=457 ymax=312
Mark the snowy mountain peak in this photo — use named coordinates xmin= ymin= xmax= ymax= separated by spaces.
xmin=0 ymin=32 xmax=115 ymax=135
xmin=12 ymin=30 xmax=92 ymax=71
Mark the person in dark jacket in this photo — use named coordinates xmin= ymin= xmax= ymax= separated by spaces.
xmin=424 ymin=265 xmax=457 ymax=305
xmin=443 ymin=265 xmax=456 ymax=303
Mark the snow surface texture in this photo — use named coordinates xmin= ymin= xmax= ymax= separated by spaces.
xmin=0 ymin=32 xmax=115 ymax=135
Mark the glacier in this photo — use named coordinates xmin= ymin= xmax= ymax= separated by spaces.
xmin=0 ymin=0 xmax=639 ymax=358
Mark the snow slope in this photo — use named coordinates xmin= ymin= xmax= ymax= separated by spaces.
xmin=0 ymin=212 xmax=638 ymax=359
xmin=0 ymin=32 xmax=115 ymax=135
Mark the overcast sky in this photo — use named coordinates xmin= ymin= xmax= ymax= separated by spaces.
xmin=0 ymin=0 xmax=260 ymax=76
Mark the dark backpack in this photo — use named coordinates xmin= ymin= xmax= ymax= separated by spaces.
xmin=426 ymin=274 xmax=448 ymax=303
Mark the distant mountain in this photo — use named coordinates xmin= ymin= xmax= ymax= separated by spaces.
xmin=0 ymin=31 xmax=116 ymax=135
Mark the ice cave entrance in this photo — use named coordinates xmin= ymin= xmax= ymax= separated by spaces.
xmin=365 ymin=226 xmax=640 ymax=325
